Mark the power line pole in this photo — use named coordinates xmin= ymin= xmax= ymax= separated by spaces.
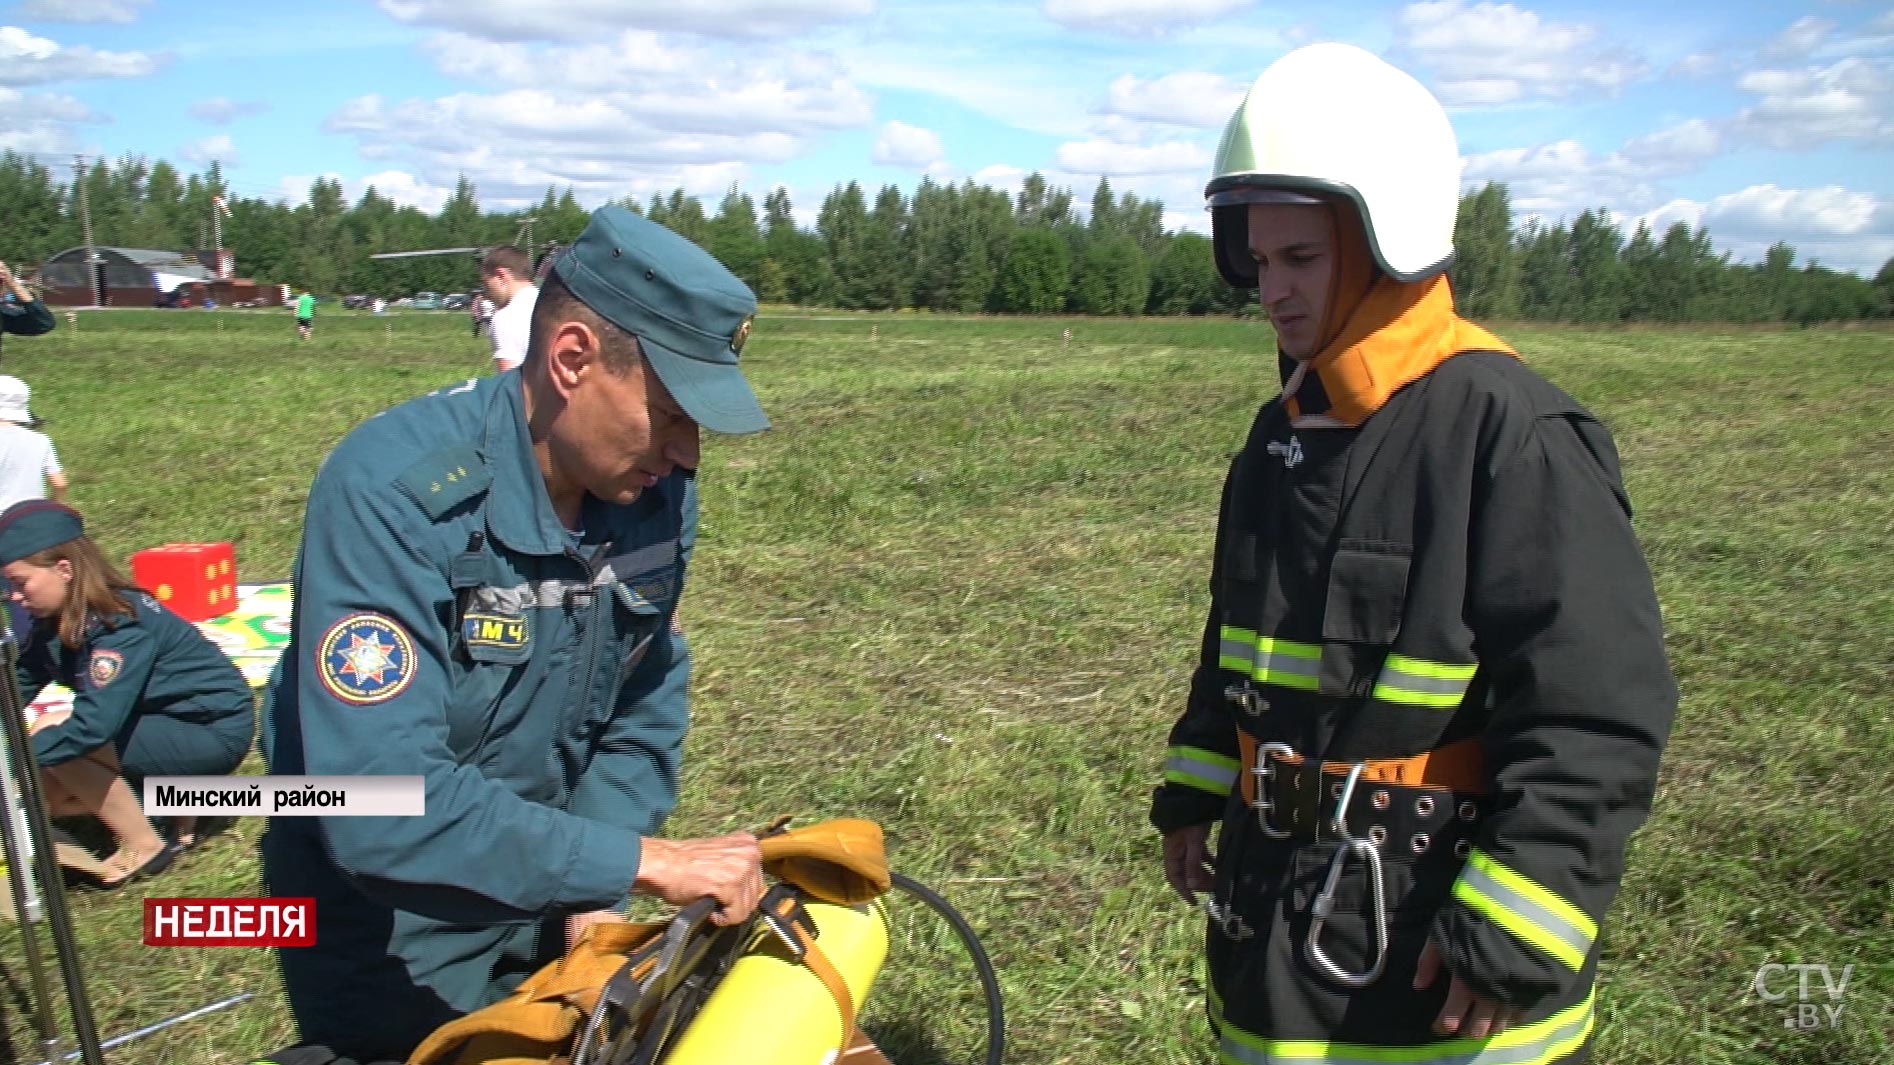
xmin=74 ymin=154 xmax=100 ymax=308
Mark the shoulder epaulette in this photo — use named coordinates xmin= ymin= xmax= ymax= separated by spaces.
xmin=395 ymin=445 xmax=492 ymax=520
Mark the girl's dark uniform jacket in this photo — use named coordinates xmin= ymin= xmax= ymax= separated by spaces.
xmin=16 ymin=592 xmax=254 ymax=772
xmin=1151 ymin=351 xmax=1676 ymax=1062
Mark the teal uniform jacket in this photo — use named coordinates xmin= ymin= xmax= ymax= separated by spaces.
xmin=0 ymin=296 xmax=55 ymax=338
xmin=16 ymin=592 xmax=254 ymax=774
xmin=261 ymin=372 xmax=695 ymax=1060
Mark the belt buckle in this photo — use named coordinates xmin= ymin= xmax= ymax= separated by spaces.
xmin=1248 ymin=741 xmax=1297 ymax=839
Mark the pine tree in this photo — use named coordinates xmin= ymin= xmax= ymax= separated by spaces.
xmin=996 ymin=228 xmax=1070 ymax=313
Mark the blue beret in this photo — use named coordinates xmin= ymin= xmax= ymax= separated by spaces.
xmin=0 ymin=500 xmax=83 ymax=565
xmin=551 ymin=206 xmax=768 ymax=435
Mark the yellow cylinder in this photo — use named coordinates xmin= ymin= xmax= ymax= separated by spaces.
xmin=663 ymin=897 xmax=888 ymax=1065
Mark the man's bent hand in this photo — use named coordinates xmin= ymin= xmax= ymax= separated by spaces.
xmin=1413 ymin=938 xmax=1525 ymax=1040
xmin=634 ymin=832 xmax=766 ymax=926
xmin=1162 ymin=823 xmax=1215 ymax=904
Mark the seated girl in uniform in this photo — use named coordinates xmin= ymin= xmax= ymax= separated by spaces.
xmin=0 ymin=501 xmax=255 ymax=887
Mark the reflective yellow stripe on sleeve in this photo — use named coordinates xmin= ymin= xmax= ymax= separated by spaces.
xmin=1371 ymin=653 xmax=1478 ymax=709
xmin=1165 ymin=745 xmax=1240 ymax=798
xmin=1452 ymin=849 xmax=1598 ymax=972
xmin=1219 ymin=626 xmax=1321 ymax=692
xmin=1214 ymin=987 xmax=1594 ymax=1064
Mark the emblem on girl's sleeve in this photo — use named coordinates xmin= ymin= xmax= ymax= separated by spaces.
xmin=88 ymin=649 xmax=123 ymax=689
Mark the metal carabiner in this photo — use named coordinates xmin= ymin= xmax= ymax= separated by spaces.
xmin=1249 ymin=741 xmax=1297 ymax=839
xmin=1198 ymin=892 xmax=1254 ymax=942
xmin=1303 ymin=763 xmax=1390 ymax=989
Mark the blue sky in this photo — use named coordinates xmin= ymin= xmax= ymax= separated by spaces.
xmin=3 ymin=0 xmax=1890 ymax=274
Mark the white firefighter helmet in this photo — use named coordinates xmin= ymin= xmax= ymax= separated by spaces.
xmin=1207 ymin=42 xmax=1460 ymax=287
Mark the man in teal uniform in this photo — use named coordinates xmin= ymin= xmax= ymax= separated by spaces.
xmin=1 ymin=260 xmax=57 ymax=365
xmin=260 ymin=207 xmax=769 ymax=1063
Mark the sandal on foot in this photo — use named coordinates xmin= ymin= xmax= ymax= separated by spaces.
xmin=97 ymin=840 xmax=182 ymax=890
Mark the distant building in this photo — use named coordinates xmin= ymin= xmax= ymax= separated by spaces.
xmin=38 ymin=247 xmax=282 ymax=308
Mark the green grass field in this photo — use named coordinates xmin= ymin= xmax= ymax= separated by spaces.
xmin=2 ymin=308 xmax=1890 ymax=1063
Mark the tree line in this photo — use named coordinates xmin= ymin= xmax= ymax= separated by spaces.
xmin=3 ymin=152 xmax=1889 ymax=322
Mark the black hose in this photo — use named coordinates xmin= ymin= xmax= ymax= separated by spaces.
xmin=887 ymin=870 xmax=1005 ymax=1065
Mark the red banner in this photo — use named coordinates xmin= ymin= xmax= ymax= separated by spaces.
xmin=143 ymin=897 xmax=315 ymax=946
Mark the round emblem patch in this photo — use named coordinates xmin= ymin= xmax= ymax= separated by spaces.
xmin=318 ymin=613 xmax=417 ymax=705
xmin=88 ymin=649 xmax=124 ymax=689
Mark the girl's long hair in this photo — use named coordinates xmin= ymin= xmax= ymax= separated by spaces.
xmin=18 ymin=535 xmax=137 ymax=648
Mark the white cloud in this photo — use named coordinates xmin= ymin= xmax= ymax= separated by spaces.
xmin=1763 ymin=15 xmax=1835 ymax=60
xmin=190 ymin=97 xmax=269 ymax=124
xmin=359 ymin=170 xmax=455 ymax=213
xmin=970 ymin=163 xmax=1026 ymax=196
xmin=1054 ymin=136 xmax=1210 ymax=176
xmin=1103 ymin=71 xmax=1245 ymax=129
xmin=14 ymin=0 xmax=151 ymax=23
xmin=1733 ymin=57 xmax=1894 ymax=148
xmin=1395 ymin=0 xmax=1649 ymax=106
xmin=274 ymin=169 xmax=455 ymax=215
xmin=1692 ymin=184 xmax=1877 ymax=238
xmin=376 ymin=0 xmax=874 ymax=40
xmin=181 ymin=134 xmax=237 ymax=167
xmin=1461 ymin=138 xmax=1651 ymax=211
xmin=0 ymin=25 xmax=163 ymax=86
xmin=1619 ymin=119 xmax=1722 ymax=174
xmin=1043 ymin=0 xmax=1251 ymax=36
xmin=1638 ymin=185 xmax=1892 ymax=273
xmin=0 ymin=86 xmax=101 ymax=154
xmin=871 ymin=120 xmax=943 ymax=169
xmin=1668 ymin=53 xmax=1720 ymax=79
xmin=323 ymin=33 xmax=874 ymax=203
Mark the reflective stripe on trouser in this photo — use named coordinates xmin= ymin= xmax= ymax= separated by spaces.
xmin=1370 ymin=654 xmax=1478 ymax=709
xmin=1209 ymin=983 xmax=1594 ymax=1065
xmin=1166 ymin=745 xmax=1240 ymax=797
xmin=1220 ymin=627 xmax=1320 ymax=691
xmin=1451 ymin=850 xmax=1597 ymax=972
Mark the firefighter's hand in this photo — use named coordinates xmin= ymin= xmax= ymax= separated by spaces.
xmin=1161 ymin=823 xmax=1215 ymax=904
xmin=634 ymin=832 xmax=766 ymax=926
xmin=1414 ymin=939 xmax=1525 ymax=1039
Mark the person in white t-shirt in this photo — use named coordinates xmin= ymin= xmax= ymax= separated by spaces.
xmin=480 ymin=246 xmax=539 ymax=373
xmin=0 ymin=374 xmax=67 ymax=635
xmin=0 ymin=375 xmax=66 ymax=512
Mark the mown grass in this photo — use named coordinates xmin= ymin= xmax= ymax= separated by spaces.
xmin=1 ymin=308 xmax=1889 ymax=1063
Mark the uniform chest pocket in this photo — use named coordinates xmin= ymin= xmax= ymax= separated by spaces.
xmin=1322 ymin=541 xmax=1411 ymax=647
xmin=607 ymin=580 xmax=666 ymax=685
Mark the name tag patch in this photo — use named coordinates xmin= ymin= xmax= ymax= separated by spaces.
xmin=462 ymin=611 xmax=529 ymax=651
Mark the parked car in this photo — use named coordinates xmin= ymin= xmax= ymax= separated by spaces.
xmin=342 ymin=294 xmax=374 ymax=310
xmin=443 ymin=292 xmax=472 ymax=310
xmin=409 ymin=291 xmax=445 ymax=310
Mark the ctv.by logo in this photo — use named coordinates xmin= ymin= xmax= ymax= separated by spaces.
xmin=1750 ymin=961 xmax=1852 ymax=1030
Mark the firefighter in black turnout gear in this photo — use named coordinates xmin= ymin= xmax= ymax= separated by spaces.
xmin=1151 ymin=43 xmax=1676 ymax=1064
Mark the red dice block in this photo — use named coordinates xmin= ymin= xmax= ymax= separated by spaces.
xmin=131 ymin=542 xmax=238 ymax=622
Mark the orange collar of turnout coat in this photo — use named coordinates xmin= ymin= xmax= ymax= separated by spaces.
xmin=1285 ymin=275 xmax=1519 ymax=427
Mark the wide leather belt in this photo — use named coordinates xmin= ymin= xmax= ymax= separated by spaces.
xmin=1237 ymin=731 xmax=1492 ymax=857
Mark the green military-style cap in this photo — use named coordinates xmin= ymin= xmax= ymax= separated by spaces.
xmin=0 ymin=500 xmax=83 ymax=565
xmin=552 ymin=206 xmax=769 ymax=435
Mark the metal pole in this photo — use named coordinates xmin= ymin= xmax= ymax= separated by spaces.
xmin=61 ymin=992 xmax=253 ymax=1060
xmin=74 ymin=155 xmax=99 ymax=310
xmin=0 ymin=622 xmax=107 ymax=1065
xmin=0 ymin=708 xmax=61 ymax=1060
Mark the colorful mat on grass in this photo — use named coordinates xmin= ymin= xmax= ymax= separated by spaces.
xmin=23 ymin=582 xmax=293 ymax=723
